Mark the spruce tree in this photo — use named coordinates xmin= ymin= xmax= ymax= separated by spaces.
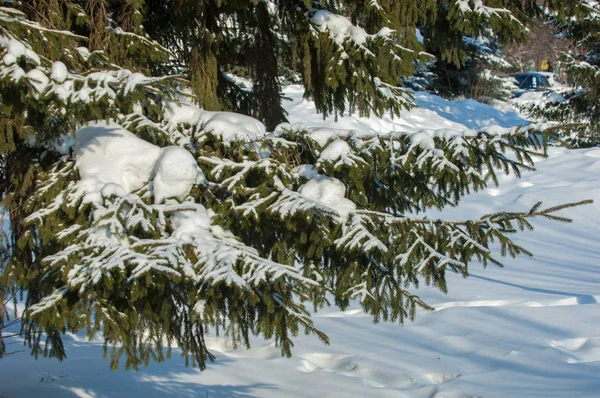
xmin=0 ymin=0 xmax=592 ymax=370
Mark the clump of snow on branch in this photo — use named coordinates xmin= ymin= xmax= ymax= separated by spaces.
xmin=309 ymin=10 xmax=401 ymax=56
xmin=164 ymin=102 xmax=267 ymax=142
xmin=299 ymin=176 xmax=356 ymax=218
xmin=153 ymin=146 xmax=206 ymax=204
xmin=75 ymin=123 xmax=205 ymax=204
xmin=310 ymin=11 xmax=371 ymax=47
xmin=455 ymin=0 xmax=516 ymax=20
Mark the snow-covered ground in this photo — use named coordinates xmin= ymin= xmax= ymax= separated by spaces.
xmin=3 ymin=87 xmax=600 ymax=398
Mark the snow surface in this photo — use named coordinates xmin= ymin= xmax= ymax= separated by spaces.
xmin=4 ymin=88 xmax=600 ymax=398
xmin=283 ymin=85 xmax=526 ymax=136
xmin=512 ymin=90 xmax=565 ymax=108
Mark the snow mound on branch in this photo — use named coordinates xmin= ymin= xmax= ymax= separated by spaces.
xmin=311 ymin=10 xmax=369 ymax=46
xmin=170 ymin=203 xmax=212 ymax=242
xmin=308 ymin=127 xmax=341 ymax=147
xmin=76 ymin=124 xmax=161 ymax=202
xmin=320 ymin=139 xmax=352 ymax=161
xmin=25 ymin=68 xmax=49 ymax=94
xmin=201 ymin=111 xmax=266 ymax=142
xmin=0 ymin=36 xmax=40 ymax=65
xmin=75 ymin=123 xmax=204 ymax=203
xmin=164 ymin=102 xmax=266 ymax=142
xmin=310 ymin=10 xmax=393 ymax=47
xmin=50 ymin=61 xmax=67 ymax=83
xmin=299 ymin=176 xmax=356 ymax=217
xmin=153 ymin=146 xmax=206 ymax=204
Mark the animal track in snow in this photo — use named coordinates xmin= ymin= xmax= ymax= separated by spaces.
xmin=298 ymin=353 xmax=357 ymax=372
xmin=358 ymin=369 xmax=414 ymax=389
xmin=205 ymin=337 xmax=280 ymax=360
xmin=205 ymin=337 xmax=236 ymax=353
xmin=297 ymin=352 xmax=416 ymax=389
xmin=435 ymin=299 xmax=515 ymax=310
xmin=584 ymin=148 xmax=600 ymax=158
xmin=426 ymin=373 xmax=461 ymax=384
xmin=316 ymin=309 xmax=367 ymax=318
xmin=550 ymin=337 xmax=600 ymax=364
xmin=225 ymin=342 xmax=281 ymax=360
xmin=518 ymin=181 xmax=534 ymax=188
xmin=433 ymin=391 xmax=478 ymax=398
xmin=435 ymin=296 xmax=600 ymax=311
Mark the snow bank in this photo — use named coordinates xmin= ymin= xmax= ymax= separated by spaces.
xmin=282 ymin=85 xmax=526 ymax=140
xmin=75 ymin=123 xmax=205 ymax=204
xmin=512 ymin=90 xmax=565 ymax=107
xmin=412 ymin=91 xmax=526 ymax=130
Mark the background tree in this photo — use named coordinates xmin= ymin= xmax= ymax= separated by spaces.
xmin=523 ymin=0 xmax=600 ymax=147
xmin=416 ymin=1 xmax=552 ymax=100
xmin=504 ymin=19 xmax=572 ymax=73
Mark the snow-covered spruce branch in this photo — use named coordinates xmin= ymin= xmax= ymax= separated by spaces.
xmin=31 ymin=190 xmax=317 ymax=288
xmin=334 ymin=213 xmax=388 ymax=254
xmin=451 ymin=0 xmax=524 ymax=28
xmin=0 ymin=27 xmax=184 ymax=129
xmin=27 ymin=188 xmax=324 ymax=366
xmin=189 ymin=125 xmax=558 ymax=238
xmin=304 ymin=8 xmax=417 ymax=118
xmin=266 ymin=125 xmax=546 ymax=212
xmin=107 ymin=25 xmax=172 ymax=59
xmin=356 ymin=199 xmax=592 ymax=264
xmin=327 ymin=199 xmax=592 ymax=324
xmin=0 ymin=7 xmax=88 ymax=42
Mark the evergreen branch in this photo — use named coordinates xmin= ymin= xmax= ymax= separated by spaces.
xmin=0 ymin=7 xmax=88 ymax=41
xmin=357 ymin=200 xmax=592 ymax=229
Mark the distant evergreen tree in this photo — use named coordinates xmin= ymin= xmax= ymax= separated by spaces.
xmin=426 ymin=36 xmax=516 ymax=101
xmin=0 ymin=0 xmax=591 ymax=369
xmin=420 ymin=0 xmax=538 ymax=99
xmin=526 ymin=1 xmax=600 ymax=147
